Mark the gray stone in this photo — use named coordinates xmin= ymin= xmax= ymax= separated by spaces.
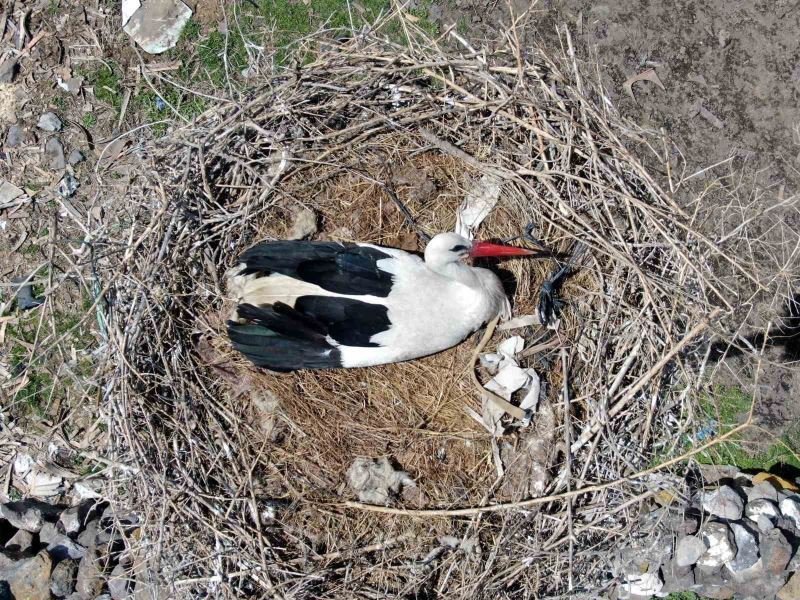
xmin=778 ymin=571 xmax=800 ymax=600
xmin=692 ymin=568 xmax=734 ymax=599
xmin=47 ymin=534 xmax=86 ymax=561
xmin=698 ymin=522 xmax=736 ymax=569
xmin=675 ymin=535 xmax=706 ymax=567
xmin=736 ymin=574 xmax=789 ymax=599
xmin=679 ymin=514 xmax=699 ymax=535
xmin=37 ymin=112 xmax=63 ymax=132
xmin=761 ymin=528 xmax=792 ymax=574
xmin=6 ymin=124 xmax=23 ymax=147
xmin=68 ymin=149 xmax=85 ymax=165
xmin=39 ymin=521 xmax=60 ymax=544
xmin=0 ymin=550 xmax=52 ymax=600
xmin=753 ymin=514 xmax=774 ymax=533
xmin=661 ymin=558 xmax=695 ymax=593
xmin=779 ymin=495 xmax=800 ymax=527
xmin=57 ymin=172 xmax=79 ymax=197
xmin=725 ymin=522 xmax=758 ymax=572
xmin=747 ymin=480 xmax=779 ymax=502
xmin=745 ymin=498 xmax=780 ymax=520
xmin=0 ymin=58 xmax=17 ymax=83
xmin=4 ymin=528 xmax=33 ymax=552
xmin=701 ymin=486 xmax=744 ymax=520
xmin=60 ymin=506 xmax=83 ymax=535
xmin=75 ymin=551 xmax=104 ymax=597
xmin=77 ymin=519 xmax=98 ymax=548
xmin=45 ymin=137 xmax=66 ymax=170
xmin=50 ymin=559 xmax=78 ymax=597
xmin=0 ymin=501 xmax=44 ymax=532
xmin=108 ymin=563 xmax=130 ymax=600
xmin=725 ymin=556 xmax=765 ymax=584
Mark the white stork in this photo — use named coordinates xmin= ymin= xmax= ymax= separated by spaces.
xmin=227 ymin=232 xmax=546 ymax=371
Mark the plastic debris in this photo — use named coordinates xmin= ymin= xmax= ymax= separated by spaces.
xmin=57 ymin=173 xmax=80 ymax=197
xmin=454 ymin=174 xmax=502 ymax=239
xmin=12 ymin=276 xmax=44 ymax=310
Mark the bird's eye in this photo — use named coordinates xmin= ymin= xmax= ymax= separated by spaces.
xmin=450 ymin=244 xmax=469 ymax=253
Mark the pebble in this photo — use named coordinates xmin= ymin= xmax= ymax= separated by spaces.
xmin=0 ymin=501 xmax=45 ymax=532
xmin=701 ymin=485 xmax=744 ymax=520
xmin=50 ymin=559 xmax=78 ymax=598
xmin=726 ymin=522 xmax=758 ymax=572
xmin=77 ymin=518 xmax=98 ymax=547
xmin=675 ymin=535 xmax=706 ymax=567
xmin=39 ymin=521 xmax=59 ymax=544
xmin=6 ymin=124 xmax=23 ymax=147
xmin=37 ymin=112 xmax=63 ymax=132
xmin=698 ymin=522 xmax=737 ymax=568
xmin=4 ymin=528 xmax=33 ymax=552
xmin=747 ymin=481 xmax=779 ymax=502
xmin=761 ymin=528 xmax=792 ymax=574
xmin=45 ymin=137 xmax=66 ymax=170
xmin=59 ymin=505 xmax=83 ymax=535
xmin=1 ymin=550 xmax=52 ymax=600
xmin=47 ymin=533 xmax=86 ymax=561
xmin=0 ymin=180 xmax=23 ymax=205
xmin=67 ymin=149 xmax=85 ymax=165
xmin=779 ymin=495 xmax=800 ymax=527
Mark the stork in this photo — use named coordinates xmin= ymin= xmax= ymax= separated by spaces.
xmin=227 ymin=232 xmax=547 ymax=371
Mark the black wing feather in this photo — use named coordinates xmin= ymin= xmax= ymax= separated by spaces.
xmin=238 ymin=241 xmax=394 ymax=297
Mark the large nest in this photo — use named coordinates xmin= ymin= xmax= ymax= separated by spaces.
xmin=102 ymin=15 xmax=792 ymax=598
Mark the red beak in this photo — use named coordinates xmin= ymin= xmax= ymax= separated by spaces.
xmin=469 ymin=241 xmax=540 ymax=258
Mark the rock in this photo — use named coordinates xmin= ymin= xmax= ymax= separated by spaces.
xmin=288 ymin=207 xmax=318 ymax=240
xmin=0 ymin=550 xmax=52 ymax=600
xmin=75 ymin=551 xmax=104 ymax=597
xmin=108 ymin=563 xmax=130 ymax=600
xmin=5 ymin=124 xmax=23 ymax=147
xmin=39 ymin=521 xmax=60 ymax=544
xmin=4 ymin=528 xmax=33 ymax=552
xmin=745 ymin=498 xmax=780 ymax=520
xmin=123 ymin=0 xmax=193 ymax=55
xmin=701 ymin=486 xmax=744 ymax=520
xmin=346 ymin=457 xmax=417 ymax=505
xmin=761 ymin=528 xmax=792 ymax=574
xmin=679 ymin=513 xmax=700 ymax=535
xmin=698 ymin=522 xmax=736 ymax=568
xmin=47 ymin=534 xmax=86 ymax=561
xmin=736 ymin=574 xmax=789 ymax=599
xmin=11 ymin=276 xmax=43 ymax=310
xmin=60 ymin=506 xmax=83 ymax=535
xmin=748 ymin=480 xmax=780 ymax=502
xmin=0 ymin=501 xmax=44 ymax=532
xmin=45 ymin=137 xmax=66 ymax=170
xmin=50 ymin=559 xmax=78 ymax=597
xmin=725 ymin=556 xmax=765 ymax=584
xmin=753 ymin=514 xmax=774 ymax=533
xmin=693 ymin=568 xmax=735 ymax=599
xmin=779 ymin=495 xmax=800 ymax=527
xmin=725 ymin=522 xmax=758 ymax=572
xmin=778 ymin=571 xmax=800 ymax=600
xmin=675 ymin=535 xmax=706 ymax=566
xmin=77 ymin=519 xmax=99 ymax=548
xmin=661 ymin=558 xmax=695 ymax=593
xmin=37 ymin=112 xmax=62 ymax=132
xmin=0 ymin=180 xmax=23 ymax=205
xmin=68 ymin=149 xmax=85 ymax=165
xmin=57 ymin=172 xmax=79 ymax=197
xmin=0 ymin=58 xmax=17 ymax=83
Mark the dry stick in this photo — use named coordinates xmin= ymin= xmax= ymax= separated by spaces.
xmin=571 ymin=309 xmax=720 ymax=454
xmin=561 ymin=348 xmax=574 ymax=592
xmin=469 ymin=315 xmax=527 ymax=421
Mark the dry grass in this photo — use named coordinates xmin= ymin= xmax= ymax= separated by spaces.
xmin=87 ymin=9 xmax=800 ymax=599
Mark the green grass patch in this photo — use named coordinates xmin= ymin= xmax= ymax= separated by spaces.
xmin=78 ymin=62 xmax=123 ymax=110
xmin=693 ymin=385 xmax=800 ymax=471
xmin=82 ymin=113 xmax=97 ymax=128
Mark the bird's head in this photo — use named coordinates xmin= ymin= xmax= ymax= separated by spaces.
xmin=424 ymin=232 xmax=544 ymax=268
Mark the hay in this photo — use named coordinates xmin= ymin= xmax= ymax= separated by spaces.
xmin=100 ymin=13 xmax=796 ymax=598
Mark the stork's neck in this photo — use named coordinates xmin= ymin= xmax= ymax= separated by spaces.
xmin=427 ymin=260 xmax=484 ymax=288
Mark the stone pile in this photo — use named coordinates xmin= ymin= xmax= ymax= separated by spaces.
xmin=0 ymin=499 xmax=141 ymax=599
xmin=616 ymin=472 xmax=800 ymax=599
